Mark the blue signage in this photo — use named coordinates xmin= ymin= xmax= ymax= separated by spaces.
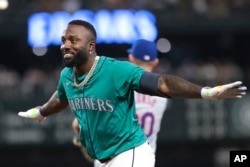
xmin=28 ymin=9 xmax=158 ymax=47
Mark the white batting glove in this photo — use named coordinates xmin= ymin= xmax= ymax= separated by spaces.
xmin=201 ymin=81 xmax=247 ymax=100
xmin=18 ymin=107 xmax=46 ymax=122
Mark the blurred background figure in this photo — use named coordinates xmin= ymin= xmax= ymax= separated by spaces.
xmin=127 ymin=39 xmax=169 ymax=155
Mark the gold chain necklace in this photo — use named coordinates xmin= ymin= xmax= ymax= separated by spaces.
xmin=73 ymin=56 xmax=100 ymax=88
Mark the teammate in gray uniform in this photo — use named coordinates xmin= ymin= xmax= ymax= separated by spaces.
xmin=18 ymin=20 xmax=247 ymax=167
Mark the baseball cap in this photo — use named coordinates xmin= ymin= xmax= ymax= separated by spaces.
xmin=127 ymin=39 xmax=157 ymax=61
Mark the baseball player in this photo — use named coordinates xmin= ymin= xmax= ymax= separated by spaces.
xmin=127 ymin=39 xmax=168 ymax=153
xmin=73 ymin=39 xmax=168 ymax=166
xmin=18 ymin=20 xmax=247 ymax=167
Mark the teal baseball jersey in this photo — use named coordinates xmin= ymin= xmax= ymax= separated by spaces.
xmin=57 ymin=56 xmax=147 ymax=160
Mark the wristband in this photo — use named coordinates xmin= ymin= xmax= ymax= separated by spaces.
xmin=201 ymin=87 xmax=212 ymax=99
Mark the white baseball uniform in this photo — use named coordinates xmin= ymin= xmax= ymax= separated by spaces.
xmin=134 ymin=91 xmax=168 ymax=152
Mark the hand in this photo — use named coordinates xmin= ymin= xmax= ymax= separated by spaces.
xmin=18 ymin=107 xmax=46 ymax=122
xmin=201 ymin=81 xmax=247 ymax=100
xmin=72 ymin=136 xmax=82 ymax=148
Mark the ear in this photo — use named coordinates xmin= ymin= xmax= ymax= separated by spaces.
xmin=128 ymin=54 xmax=135 ymax=63
xmin=152 ymin=58 xmax=159 ymax=67
xmin=88 ymin=41 xmax=95 ymax=51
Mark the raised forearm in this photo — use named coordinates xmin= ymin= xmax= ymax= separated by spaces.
xmin=139 ymin=72 xmax=246 ymax=100
xmin=18 ymin=91 xmax=69 ymax=121
xmin=40 ymin=91 xmax=69 ymax=117
xmin=158 ymin=75 xmax=202 ymax=98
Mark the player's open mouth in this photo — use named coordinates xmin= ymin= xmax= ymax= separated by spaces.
xmin=64 ymin=53 xmax=73 ymax=59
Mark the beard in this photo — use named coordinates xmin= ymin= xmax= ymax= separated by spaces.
xmin=63 ymin=51 xmax=88 ymax=67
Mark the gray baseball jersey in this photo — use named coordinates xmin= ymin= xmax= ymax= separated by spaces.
xmin=134 ymin=92 xmax=167 ymax=152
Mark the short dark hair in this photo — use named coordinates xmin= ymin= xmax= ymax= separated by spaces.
xmin=68 ymin=20 xmax=97 ymax=40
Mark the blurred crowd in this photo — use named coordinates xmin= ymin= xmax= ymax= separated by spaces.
xmin=25 ymin=0 xmax=250 ymax=18
xmin=0 ymin=58 xmax=247 ymax=101
xmin=0 ymin=65 xmax=61 ymax=100
xmin=2 ymin=0 xmax=250 ymax=24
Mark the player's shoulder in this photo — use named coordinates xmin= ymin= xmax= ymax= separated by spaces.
xmin=100 ymin=55 xmax=138 ymax=69
xmin=101 ymin=55 xmax=129 ymax=64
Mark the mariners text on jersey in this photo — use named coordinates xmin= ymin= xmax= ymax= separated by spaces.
xmin=68 ymin=97 xmax=114 ymax=112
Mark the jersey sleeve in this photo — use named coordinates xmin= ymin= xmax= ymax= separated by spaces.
xmin=138 ymin=72 xmax=171 ymax=98
xmin=113 ymin=60 xmax=145 ymax=91
xmin=56 ymin=69 xmax=68 ymax=101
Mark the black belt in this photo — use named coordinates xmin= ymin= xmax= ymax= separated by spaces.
xmin=99 ymin=157 xmax=113 ymax=163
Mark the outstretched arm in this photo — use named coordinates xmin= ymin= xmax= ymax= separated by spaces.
xmin=139 ymin=72 xmax=247 ymax=100
xmin=40 ymin=91 xmax=69 ymax=116
xmin=18 ymin=91 xmax=69 ymax=121
xmin=158 ymin=75 xmax=202 ymax=98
